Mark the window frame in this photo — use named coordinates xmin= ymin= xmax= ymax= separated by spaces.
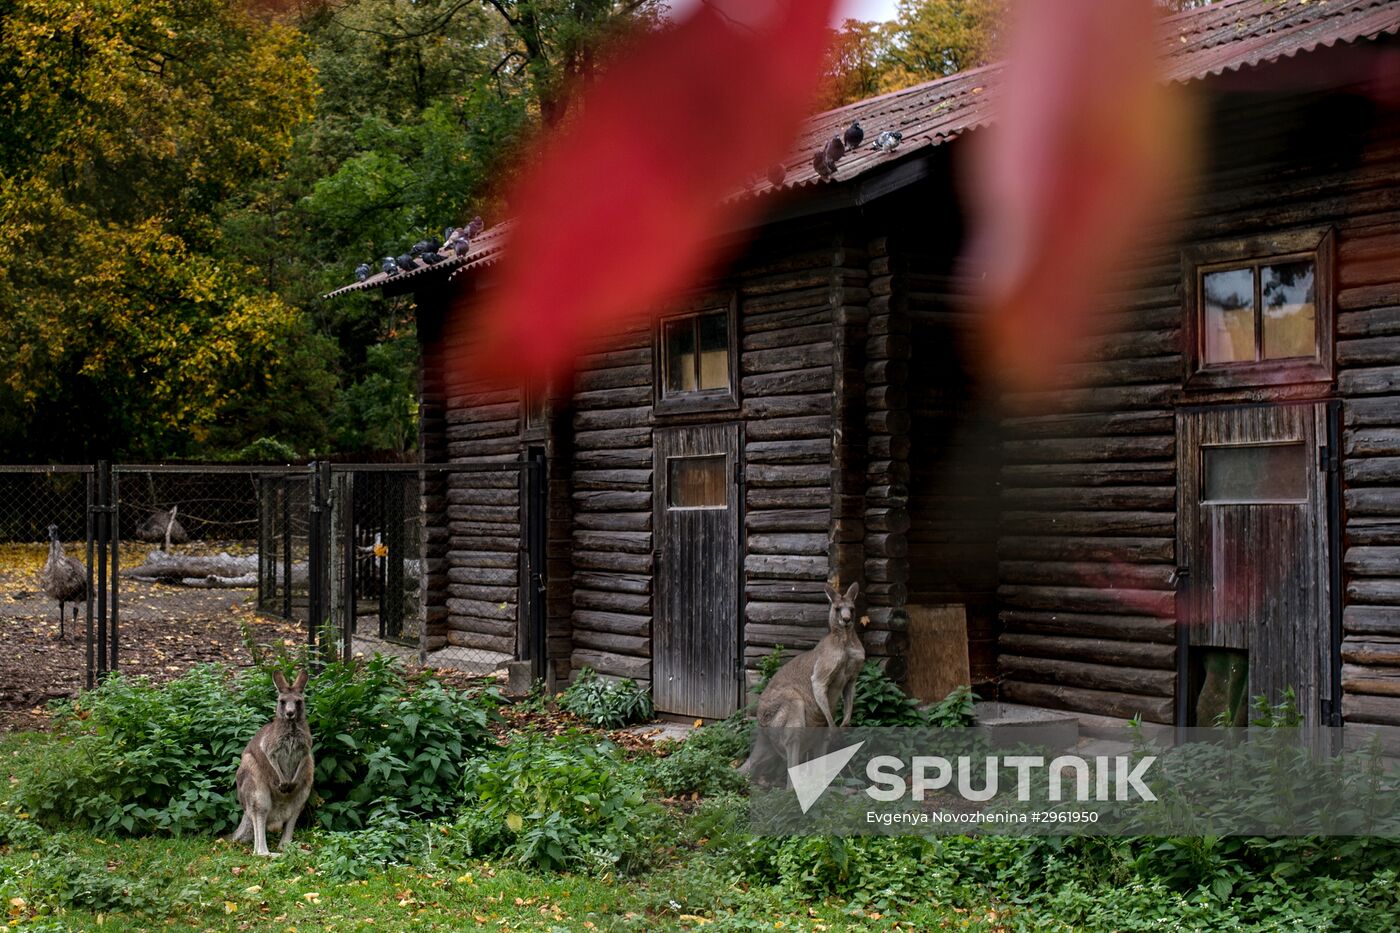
xmin=521 ymin=377 xmax=548 ymax=440
xmin=1182 ymin=227 xmax=1334 ymax=391
xmin=652 ymin=294 xmax=740 ymax=417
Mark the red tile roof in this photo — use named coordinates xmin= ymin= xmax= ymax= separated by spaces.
xmin=327 ymin=0 xmax=1400 ymax=299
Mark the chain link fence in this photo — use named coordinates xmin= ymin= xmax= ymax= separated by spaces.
xmin=0 ymin=460 xmax=539 ymax=727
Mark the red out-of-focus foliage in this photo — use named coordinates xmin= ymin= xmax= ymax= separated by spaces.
xmin=964 ymin=0 xmax=1193 ymax=401
xmin=459 ymin=0 xmax=835 ymax=384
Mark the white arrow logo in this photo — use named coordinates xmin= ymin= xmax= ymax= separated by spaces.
xmin=789 ymin=741 xmax=865 ymax=814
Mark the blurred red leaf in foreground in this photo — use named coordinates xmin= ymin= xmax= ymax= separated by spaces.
xmin=462 ymin=0 xmax=835 ymax=383
xmin=966 ymin=0 xmax=1193 ymax=400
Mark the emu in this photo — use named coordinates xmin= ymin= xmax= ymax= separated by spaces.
xmin=40 ymin=524 xmax=87 ymax=640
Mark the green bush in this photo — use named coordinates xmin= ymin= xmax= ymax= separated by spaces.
xmin=453 ymin=731 xmax=661 ymax=874
xmin=849 ymin=663 xmax=976 ymax=728
xmin=559 ymin=667 xmax=653 ymax=728
xmin=19 ymin=658 xmax=496 ymax=836
xmin=648 ymin=714 xmax=753 ymax=798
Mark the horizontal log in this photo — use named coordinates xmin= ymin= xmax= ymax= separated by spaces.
xmin=999 ymin=511 xmax=1174 ymax=536
xmin=1000 ymin=486 xmax=1175 ymax=511
xmin=747 ymin=464 xmax=831 ymax=487
xmin=444 ymin=629 xmax=514 ymax=654
xmin=1343 ymin=693 xmax=1400 ymax=727
xmin=999 ymin=584 xmax=1175 ymax=617
xmin=1002 ymin=411 xmax=1173 ymax=439
xmin=572 ymin=649 xmax=651 ymax=681
xmin=572 ymin=550 xmax=651 ymax=573
xmin=1339 ymin=366 xmax=1400 ymax=396
xmin=998 ymin=632 xmax=1175 ymax=668
xmin=572 ymin=385 xmax=652 ymax=410
xmin=1001 ymin=680 xmax=1174 ymax=724
xmin=865 ymin=508 xmax=910 ymax=534
xmin=746 ymin=508 xmax=830 ymax=531
xmin=999 ymin=560 xmax=1174 ymax=590
xmin=446 ymin=598 xmax=515 ymax=621
xmin=573 ymin=572 xmax=651 ymax=595
xmin=573 ymin=490 xmax=652 ymax=512
xmin=1002 ymin=436 xmax=1175 ymax=463
xmin=997 ymin=535 xmax=1174 ymax=564
xmin=1341 ymin=639 xmax=1400 ymax=667
xmin=999 ymin=654 xmax=1175 ymax=696
xmin=742 ymin=344 xmax=833 ymax=375
xmin=572 ymin=629 xmax=651 ymax=656
xmin=446 ymin=583 xmax=516 ymax=603
xmin=1000 ymin=462 xmax=1176 ymax=487
xmin=445 ymin=504 xmax=519 ymax=523
xmin=1343 ymin=457 xmax=1400 ymax=485
xmin=743 ymin=623 xmax=824 ymax=649
xmin=572 ymin=364 xmax=652 ymax=393
xmin=748 ymin=532 xmax=828 ymax=556
xmin=1345 ymin=546 xmax=1400 ymax=577
xmin=743 ymin=393 xmax=831 ymax=420
xmin=572 ymin=408 xmax=652 ymax=432
xmin=446 ymin=488 xmax=519 ymax=507
xmin=745 ymin=415 xmax=832 ymax=442
xmin=1346 ymin=429 xmax=1400 ymax=458
xmin=746 ymin=580 xmax=828 ymax=602
xmin=572 ymin=610 xmax=651 ymax=636
xmin=865 ymin=533 xmax=907 ymax=558
xmin=1347 ymin=580 xmax=1400 ymax=605
xmin=1338 ymin=336 xmax=1400 ymax=367
xmin=744 ymin=554 xmax=829 ymax=579
xmin=445 ymin=549 xmax=517 ymax=569
xmin=573 ymin=530 xmax=651 ymax=554
xmin=573 ymin=512 xmax=651 ymax=532
xmin=745 ymin=439 xmax=830 ymax=464
xmin=572 ymin=589 xmax=652 ymax=615
xmin=1345 ymin=605 xmax=1400 ymax=636
xmin=1337 ymin=306 xmax=1400 ymax=339
xmin=999 ymin=608 xmax=1176 ymax=644
xmin=747 ymin=487 xmax=830 ymax=509
xmin=745 ymin=601 xmax=832 ymax=625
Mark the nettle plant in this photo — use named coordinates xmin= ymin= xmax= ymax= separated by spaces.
xmin=559 ymin=667 xmax=654 ymax=728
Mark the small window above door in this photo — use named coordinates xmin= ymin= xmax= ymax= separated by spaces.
xmin=1183 ymin=228 xmax=1333 ymax=390
xmin=654 ymin=297 xmax=739 ymax=416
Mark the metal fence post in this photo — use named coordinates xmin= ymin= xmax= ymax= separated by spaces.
xmin=91 ymin=461 xmax=112 ymax=682
xmin=306 ymin=460 xmax=333 ymax=663
xmin=84 ymin=468 xmax=96 ymax=689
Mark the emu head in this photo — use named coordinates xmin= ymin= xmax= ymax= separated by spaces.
xmin=823 ymin=581 xmax=860 ymax=633
xmin=271 ymin=670 xmax=308 ymax=723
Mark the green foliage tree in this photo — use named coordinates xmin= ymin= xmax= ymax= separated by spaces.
xmin=0 ymin=0 xmax=323 ymax=459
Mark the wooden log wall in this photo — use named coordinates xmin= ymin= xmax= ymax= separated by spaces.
xmin=416 ymin=284 xmax=451 ymax=652
xmin=896 ymin=224 xmax=1002 ymax=688
xmin=994 ymin=78 xmax=1400 ymax=726
xmin=420 ymin=283 xmax=526 ymax=660
xmin=568 ymin=324 xmax=657 ymax=688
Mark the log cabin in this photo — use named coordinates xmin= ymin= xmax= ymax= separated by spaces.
xmin=328 ymin=0 xmax=1400 ymax=732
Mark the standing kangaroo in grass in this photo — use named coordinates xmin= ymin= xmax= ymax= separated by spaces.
xmin=232 ymin=670 xmax=313 ymax=857
xmin=741 ymin=582 xmax=865 ymax=781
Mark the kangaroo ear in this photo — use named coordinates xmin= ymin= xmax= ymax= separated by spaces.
xmin=844 ymin=581 xmax=860 ymax=603
xmin=292 ymin=670 xmax=308 ymax=692
xmin=272 ymin=670 xmax=289 ymax=693
xmin=823 ymin=583 xmax=839 ymax=604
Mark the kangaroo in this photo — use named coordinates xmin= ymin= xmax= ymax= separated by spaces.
xmin=232 ymin=670 xmax=314 ymax=857
xmin=741 ymin=582 xmax=865 ymax=781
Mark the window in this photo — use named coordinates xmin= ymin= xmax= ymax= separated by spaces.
xmin=1183 ymin=229 xmax=1333 ymax=390
xmin=667 ymin=455 xmax=727 ymax=509
xmin=654 ymin=298 xmax=739 ymax=415
xmin=522 ymin=378 xmax=547 ymax=435
xmin=1202 ymin=443 xmax=1307 ymax=503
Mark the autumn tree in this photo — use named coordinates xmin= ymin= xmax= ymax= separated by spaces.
xmin=0 ymin=0 xmax=327 ymax=460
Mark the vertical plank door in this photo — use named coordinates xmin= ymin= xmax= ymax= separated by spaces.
xmin=1178 ymin=402 xmax=1334 ymax=723
xmin=653 ymin=423 xmax=742 ymax=718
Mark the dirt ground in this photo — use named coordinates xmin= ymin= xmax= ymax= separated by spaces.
xmin=0 ymin=541 xmax=306 ymax=732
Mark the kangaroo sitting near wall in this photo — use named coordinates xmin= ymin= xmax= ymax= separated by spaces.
xmin=232 ymin=670 xmax=314 ymax=857
xmin=741 ymin=582 xmax=865 ymax=781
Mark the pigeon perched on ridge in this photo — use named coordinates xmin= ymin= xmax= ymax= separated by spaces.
xmin=396 ymin=253 xmax=418 ymax=270
xmin=450 ymin=234 xmax=472 ymax=255
xmin=465 ymin=216 xmax=484 ymax=238
xmin=823 ymin=135 xmax=845 ymax=165
xmin=843 ymin=121 xmax=864 ymax=151
xmin=443 ymin=225 xmax=459 ymax=243
xmin=422 ymin=250 xmax=444 ymax=264
xmin=354 ymin=262 xmax=371 ymax=282
xmin=871 ymin=130 xmax=903 ymax=152
xmin=767 ymin=162 xmax=786 ymax=186
xmin=381 ymin=256 xmax=399 ymax=276
xmin=411 ymin=240 xmax=431 ymax=256
xmin=812 ymin=149 xmax=835 ymax=177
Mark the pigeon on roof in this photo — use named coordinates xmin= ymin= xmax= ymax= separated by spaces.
xmin=396 ymin=253 xmax=418 ymax=270
xmin=381 ymin=256 xmax=399 ymax=276
xmin=871 ymin=130 xmax=902 ymax=152
xmin=411 ymin=240 xmax=430 ymax=256
xmin=354 ymin=262 xmax=371 ymax=282
xmin=465 ymin=216 xmax=484 ymax=238
xmin=443 ymin=225 xmax=459 ymax=243
xmin=812 ymin=149 xmax=835 ymax=177
xmin=823 ymin=135 xmax=845 ymax=166
xmin=449 ymin=235 xmax=471 ymax=255
xmin=843 ymin=121 xmax=863 ymax=151
xmin=422 ymin=250 xmax=445 ymax=264
xmin=767 ymin=162 xmax=786 ymax=186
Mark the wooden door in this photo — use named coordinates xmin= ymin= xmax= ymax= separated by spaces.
xmin=653 ymin=423 xmax=741 ymax=718
xmin=1177 ymin=402 xmax=1334 ymax=724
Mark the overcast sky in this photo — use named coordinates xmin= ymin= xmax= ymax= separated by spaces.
xmin=666 ymin=0 xmax=902 ymax=25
